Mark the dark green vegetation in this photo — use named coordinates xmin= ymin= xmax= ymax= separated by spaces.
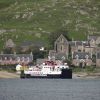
xmin=0 ymin=64 xmax=16 ymax=72
xmin=0 ymin=0 xmax=100 ymax=50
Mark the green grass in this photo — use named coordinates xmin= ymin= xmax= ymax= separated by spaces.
xmin=0 ymin=0 xmax=100 ymax=50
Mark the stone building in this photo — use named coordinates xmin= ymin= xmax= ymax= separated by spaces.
xmin=69 ymin=41 xmax=89 ymax=53
xmin=72 ymin=52 xmax=92 ymax=67
xmin=5 ymin=39 xmax=16 ymax=48
xmin=0 ymin=53 xmax=33 ymax=65
xmin=49 ymin=34 xmax=69 ymax=60
xmin=96 ymin=52 xmax=100 ymax=67
xmin=48 ymin=34 xmax=100 ymax=67
xmin=84 ymin=46 xmax=94 ymax=53
xmin=88 ymin=35 xmax=100 ymax=47
xmin=54 ymin=34 xmax=69 ymax=55
xmin=49 ymin=50 xmax=67 ymax=61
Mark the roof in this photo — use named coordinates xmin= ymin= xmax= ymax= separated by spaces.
xmin=55 ymin=34 xmax=68 ymax=44
xmin=0 ymin=54 xmax=15 ymax=59
xmin=69 ymin=41 xmax=89 ymax=46
xmin=20 ymin=41 xmax=33 ymax=47
xmin=73 ymin=52 xmax=91 ymax=59
xmin=20 ymin=40 xmax=46 ymax=48
xmin=33 ymin=41 xmax=46 ymax=47
xmin=88 ymin=35 xmax=100 ymax=41
xmin=0 ymin=54 xmax=33 ymax=60
xmin=5 ymin=39 xmax=16 ymax=48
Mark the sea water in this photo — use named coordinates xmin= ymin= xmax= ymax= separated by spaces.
xmin=0 ymin=79 xmax=100 ymax=100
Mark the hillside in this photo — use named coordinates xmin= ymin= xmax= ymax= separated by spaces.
xmin=0 ymin=0 xmax=100 ymax=50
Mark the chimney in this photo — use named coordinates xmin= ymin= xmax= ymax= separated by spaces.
xmin=30 ymin=52 xmax=33 ymax=61
xmin=72 ymin=52 xmax=74 ymax=59
xmin=72 ymin=37 xmax=74 ymax=41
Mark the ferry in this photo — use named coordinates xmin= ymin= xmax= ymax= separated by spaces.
xmin=18 ymin=60 xmax=72 ymax=79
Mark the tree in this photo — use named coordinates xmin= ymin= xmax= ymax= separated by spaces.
xmin=32 ymin=46 xmax=47 ymax=61
xmin=3 ymin=47 xmax=14 ymax=54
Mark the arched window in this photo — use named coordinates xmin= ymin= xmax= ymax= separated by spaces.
xmin=10 ymin=57 xmax=12 ymax=61
xmin=5 ymin=57 xmax=7 ymax=60
xmin=75 ymin=55 xmax=79 ymax=59
xmin=85 ymin=55 xmax=89 ymax=59
xmin=22 ymin=57 xmax=25 ymax=62
xmin=27 ymin=57 xmax=30 ymax=62
xmin=61 ymin=46 xmax=62 ymax=51
xmin=61 ymin=38 xmax=64 ymax=43
xmin=17 ymin=57 xmax=20 ymax=62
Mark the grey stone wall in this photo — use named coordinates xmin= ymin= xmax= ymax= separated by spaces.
xmin=96 ymin=59 xmax=100 ymax=67
xmin=72 ymin=59 xmax=92 ymax=67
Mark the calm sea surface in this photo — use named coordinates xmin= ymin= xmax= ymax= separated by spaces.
xmin=0 ymin=79 xmax=100 ymax=100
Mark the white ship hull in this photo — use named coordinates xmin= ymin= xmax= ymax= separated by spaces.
xmin=20 ymin=60 xmax=72 ymax=79
xmin=21 ymin=69 xmax=72 ymax=79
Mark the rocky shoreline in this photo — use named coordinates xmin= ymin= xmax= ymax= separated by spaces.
xmin=73 ymin=72 xmax=100 ymax=79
